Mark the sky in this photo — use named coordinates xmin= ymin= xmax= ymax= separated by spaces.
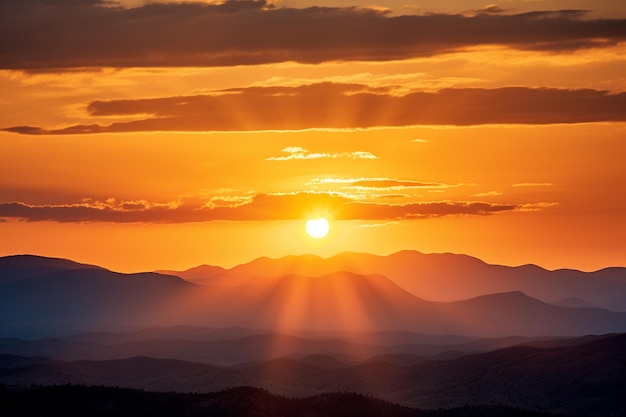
xmin=1 ymin=0 xmax=625 ymax=272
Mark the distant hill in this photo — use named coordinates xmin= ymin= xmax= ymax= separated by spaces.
xmin=173 ymin=251 xmax=626 ymax=308
xmin=2 ymin=333 xmax=625 ymax=416
xmin=156 ymin=264 xmax=242 ymax=286
xmin=0 ymin=333 xmax=387 ymax=366
xmin=178 ymin=271 xmax=626 ymax=336
xmin=2 ymin=254 xmax=625 ymax=416
xmin=2 ymin=255 xmax=626 ymax=338
xmin=60 ymin=325 xmax=269 ymax=344
xmin=607 ymin=292 xmax=626 ymax=312
xmin=0 ymin=258 xmax=195 ymax=337
xmin=0 ymin=329 xmax=570 ymax=366
xmin=550 ymin=297 xmax=599 ymax=308
xmin=0 ymin=385 xmax=577 ymax=417
xmin=0 ymin=254 xmax=102 ymax=285
xmin=285 ymin=333 xmax=626 ymax=414
xmin=0 ymin=355 xmax=249 ymax=392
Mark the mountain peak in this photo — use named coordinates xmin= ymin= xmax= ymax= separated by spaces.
xmin=0 ymin=254 xmax=104 ymax=285
xmin=462 ymin=290 xmax=537 ymax=303
xmin=0 ymin=254 xmax=101 ymax=268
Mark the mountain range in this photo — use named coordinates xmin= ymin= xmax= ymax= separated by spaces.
xmin=2 ymin=251 xmax=626 ymax=415
xmin=2 ymin=252 xmax=626 ymax=338
xmin=1 ymin=385 xmax=579 ymax=417
xmin=161 ymin=251 xmax=626 ymax=308
xmin=1 ymin=333 xmax=624 ymax=415
xmin=0 ymin=326 xmax=570 ymax=366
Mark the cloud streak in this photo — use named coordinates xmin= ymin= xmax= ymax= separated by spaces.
xmin=1 ymin=1 xmax=625 ymax=69
xmin=0 ymin=193 xmax=527 ymax=223
xmin=308 ymin=177 xmax=453 ymax=190
xmin=266 ymin=147 xmax=377 ymax=161
xmin=5 ymin=83 xmax=626 ymax=134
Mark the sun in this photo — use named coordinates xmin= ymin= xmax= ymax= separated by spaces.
xmin=305 ymin=218 xmax=330 ymax=239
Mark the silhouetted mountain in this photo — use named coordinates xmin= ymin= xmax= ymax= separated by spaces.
xmin=0 ymin=261 xmax=195 ymax=337
xmin=0 ymin=355 xmax=248 ymax=392
xmin=0 ymin=333 xmax=395 ymax=365
xmin=290 ymin=333 xmax=626 ymax=415
xmin=194 ymin=271 xmax=626 ymax=336
xmin=0 ymin=385 xmax=574 ymax=417
xmin=235 ymin=357 xmax=329 ymax=385
xmin=281 ymin=354 xmax=353 ymax=369
xmin=23 ymin=327 xmax=556 ymax=362
xmin=0 ymin=331 xmax=569 ymax=367
xmin=229 ymin=271 xmax=434 ymax=332
xmin=217 ymin=251 xmax=626 ymax=308
xmin=156 ymin=264 xmax=247 ymax=286
xmin=61 ymin=325 xmax=268 ymax=344
xmin=2 ymin=333 xmax=625 ymax=415
xmin=359 ymin=353 xmax=427 ymax=366
xmin=517 ymin=333 xmax=620 ymax=349
xmin=607 ymin=292 xmax=626 ymax=312
xmin=312 ymin=330 xmax=476 ymax=347
xmin=0 ymin=353 xmax=56 ymax=369
xmin=592 ymin=267 xmax=626 ymax=283
xmin=0 ymin=254 xmax=102 ymax=285
xmin=550 ymin=297 xmax=599 ymax=308
xmin=3 ymin=255 xmax=626 ymax=338
xmin=440 ymin=290 xmax=626 ymax=336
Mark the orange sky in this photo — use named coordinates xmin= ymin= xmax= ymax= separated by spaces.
xmin=1 ymin=0 xmax=625 ymax=272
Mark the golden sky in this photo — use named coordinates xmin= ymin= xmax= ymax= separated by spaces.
xmin=1 ymin=0 xmax=625 ymax=272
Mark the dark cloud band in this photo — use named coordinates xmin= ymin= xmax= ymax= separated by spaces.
xmin=1 ymin=1 xmax=625 ymax=69
xmin=4 ymin=84 xmax=626 ymax=134
xmin=0 ymin=193 xmax=521 ymax=223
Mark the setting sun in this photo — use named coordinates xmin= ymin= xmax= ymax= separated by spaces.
xmin=305 ymin=218 xmax=330 ymax=239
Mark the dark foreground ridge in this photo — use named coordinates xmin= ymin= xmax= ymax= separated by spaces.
xmin=0 ymin=385 xmax=582 ymax=417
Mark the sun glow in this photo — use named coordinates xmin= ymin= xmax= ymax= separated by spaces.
xmin=305 ymin=218 xmax=329 ymax=239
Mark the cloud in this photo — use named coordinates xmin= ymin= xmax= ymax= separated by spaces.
xmin=309 ymin=177 xmax=454 ymax=190
xmin=354 ymin=221 xmax=399 ymax=228
xmin=203 ymin=195 xmax=254 ymax=209
xmin=512 ymin=182 xmax=555 ymax=187
xmin=266 ymin=147 xmax=377 ymax=161
xmin=518 ymin=202 xmax=559 ymax=211
xmin=0 ymin=192 xmax=528 ymax=223
xmin=464 ymin=4 xmax=507 ymax=16
xmin=347 ymin=179 xmax=449 ymax=189
xmin=473 ymin=191 xmax=503 ymax=197
xmin=1 ymin=2 xmax=625 ymax=69
xmin=5 ymin=84 xmax=626 ymax=134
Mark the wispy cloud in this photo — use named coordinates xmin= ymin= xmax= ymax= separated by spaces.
xmin=266 ymin=147 xmax=377 ymax=161
xmin=354 ymin=221 xmax=400 ymax=228
xmin=518 ymin=202 xmax=559 ymax=211
xmin=203 ymin=195 xmax=254 ymax=209
xmin=473 ymin=191 xmax=503 ymax=197
xmin=512 ymin=182 xmax=556 ymax=187
xmin=308 ymin=177 xmax=455 ymax=191
xmin=463 ymin=5 xmax=507 ymax=16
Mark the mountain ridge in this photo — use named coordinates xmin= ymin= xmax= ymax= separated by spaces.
xmin=0 ymin=254 xmax=104 ymax=285
xmin=164 ymin=250 xmax=626 ymax=308
xmin=2 ymin=253 xmax=626 ymax=338
xmin=2 ymin=333 xmax=625 ymax=415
